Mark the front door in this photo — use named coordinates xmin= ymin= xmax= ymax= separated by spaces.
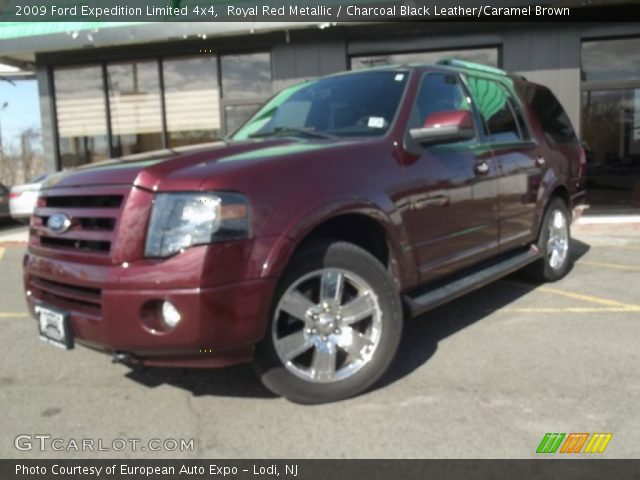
xmin=401 ymin=72 xmax=500 ymax=283
xmin=465 ymin=75 xmax=544 ymax=251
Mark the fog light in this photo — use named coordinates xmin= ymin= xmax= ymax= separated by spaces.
xmin=161 ymin=301 xmax=181 ymax=328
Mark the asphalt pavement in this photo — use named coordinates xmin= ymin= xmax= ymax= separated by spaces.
xmin=0 ymin=221 xmax=638 ymax=459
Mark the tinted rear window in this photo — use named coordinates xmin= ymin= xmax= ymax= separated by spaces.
xmin=522 ymin=85 xmax=577 ymax=144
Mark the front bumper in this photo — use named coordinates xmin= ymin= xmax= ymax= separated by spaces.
xmin=23 ymin=241 xmax=287 ymax=368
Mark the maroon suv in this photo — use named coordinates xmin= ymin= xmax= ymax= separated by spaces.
xmin=24 ymin=60 xmax=585 ymax=403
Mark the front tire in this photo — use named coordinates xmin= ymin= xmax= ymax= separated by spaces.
xmin=254 ymin=241 xmax=403 ymax=404
xmin=525 ymin=197 xmax=572 ymax=282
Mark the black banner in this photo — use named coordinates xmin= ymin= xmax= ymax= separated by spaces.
xmin=2 ymin=0 xmax=640 ymax=22
xmin=3 ymin=460 xmax=640 ymax=480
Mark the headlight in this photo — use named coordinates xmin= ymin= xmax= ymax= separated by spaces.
xmin=145 ymin=192 xmax=250 ymax=258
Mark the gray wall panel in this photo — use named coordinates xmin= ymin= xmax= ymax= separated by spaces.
xmin=503 ymin=26 xmax=581 ymax=132
xmin=272 ymin=39 xmax=346 ymax=83
xmin=347 ymin=32 xmax=502 ymax=56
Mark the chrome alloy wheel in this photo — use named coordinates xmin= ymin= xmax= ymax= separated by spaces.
xmin=272 ymin=268 xmax=383 ymax=383
xmin=547 ymin=209 xmax=569 ymax=270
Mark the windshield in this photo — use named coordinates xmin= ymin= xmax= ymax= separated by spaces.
xmin=232 ymin=70 xmax=409 ymax=140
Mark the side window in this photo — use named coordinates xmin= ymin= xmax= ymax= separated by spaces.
xmin=509 ymin=97 xmax=531 ymax=141
xmin=526 ymin=86 xmax=577 ymax=144
xmin=409 ymin=73 xmax=471 ymax=129
xmin=466 ymin=76 xmax=522 ymax=143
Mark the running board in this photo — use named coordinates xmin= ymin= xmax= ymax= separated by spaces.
xmin=404 ymin=246 xmax=543 ymax=317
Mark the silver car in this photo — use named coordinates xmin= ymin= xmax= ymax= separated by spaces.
xmin=9 ymin=174 xmax=46 ymax=221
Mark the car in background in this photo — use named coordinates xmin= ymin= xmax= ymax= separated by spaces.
xmin=0 ymin=183 xmax=10 ymax=219
xmin=10 ymin=174 xmax=46 ymax=221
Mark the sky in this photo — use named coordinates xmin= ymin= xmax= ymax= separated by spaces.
xmin=0 ymin=78 xmax=42 ymax=153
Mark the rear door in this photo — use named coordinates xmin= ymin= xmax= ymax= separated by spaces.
xmin=518 ymin=83 xmax=584 ymax=202
xmin=465 ymin=75 xmax=545 ymax=251
xmin=401 ymin=72 xmax=500 ymax=283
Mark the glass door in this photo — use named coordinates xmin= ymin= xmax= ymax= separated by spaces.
xmin=582 ymin=88 xmax=640 ymax=212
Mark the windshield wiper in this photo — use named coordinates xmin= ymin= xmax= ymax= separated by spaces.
xmin=249 ymin=127 xmax=336 ymax=140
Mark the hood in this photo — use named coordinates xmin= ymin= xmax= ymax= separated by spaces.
xmin=42 ymin=137 xmax=366 ymax=192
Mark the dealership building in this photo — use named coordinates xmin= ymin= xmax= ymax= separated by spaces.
xmin=0 ymin=14 xmax=639 ymax=214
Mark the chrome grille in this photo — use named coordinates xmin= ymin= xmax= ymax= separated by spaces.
xmin=31 ymin=192 xmax=123 ymax=255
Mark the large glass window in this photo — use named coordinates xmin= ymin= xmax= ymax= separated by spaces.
xmin=351 ymin=47 xmax=498 ymax=70
xmin=163 ymin=56 xmax=221 ymax=147
xmin=52 ymin=51 xmax=274 ymax=166
xmin=582 ymin=37 xmax=640 ymax=212
xmin=224 ymin=104 xmax=263 ymax=135
xmin=221 ymin=53 xmax=272 ymax=132
xmin=107 ymin=60 xmax=164 ymax=156
xmin=221 ymin=52 xmax=272 ymax=99
xmin=582 ymin=89 xmax=640 ymax=211
xmin=54 ymin=66 xmax=110 ymax=168
xmin=582 ymin=38 xmax=640 ymax=82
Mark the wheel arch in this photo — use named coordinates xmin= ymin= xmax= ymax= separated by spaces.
xmin=272 ymin=201 xmax=414 ymax=291
xmin=534 ymin=182 xmax=572 ymax=241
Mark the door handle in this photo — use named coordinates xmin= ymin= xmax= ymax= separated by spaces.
xmin=411 ymin=195 xmax=449 ymax=210
xmin=535 ymin=156 xmax=546 ymax=167
xmin=475 ymin=161 xmax=490 ymax=175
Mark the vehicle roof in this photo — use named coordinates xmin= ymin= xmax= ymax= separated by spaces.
xmin=332 ymin=59 xmax=529 ymax=83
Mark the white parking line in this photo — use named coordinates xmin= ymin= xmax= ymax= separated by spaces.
xmin=578 ymin=215 xmax=640 ymax=225
xmin=499 ymin=307 xmax=640 ymax=313
xmin=578 ymin=260 xmax=640 ymax=271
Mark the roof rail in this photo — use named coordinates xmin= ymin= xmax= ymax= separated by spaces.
xmin=437 ymin=59 xmax=507 ymax=76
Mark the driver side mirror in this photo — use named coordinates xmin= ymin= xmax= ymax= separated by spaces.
xmin=409 ymin=110 xmax=475 ymax=146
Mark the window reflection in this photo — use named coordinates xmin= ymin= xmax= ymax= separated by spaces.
xmin=582 ymin=38 xmax=640 ymax=82
xmin=351 ymin=48 xmax=499 ymax=70
xmin=224 ymin=104 xmax=262 ymax=135
xmin=107 ymin=60 xmax=164 ymax=157
xmin=164 ymin=56 xmax=221 ymax=147
xmin=221 ymin=53 xmax=272 ymax=99
xmin=52 ymin=51 xmax=279 ymax=164
xmin=582 ymin=89 xmax=640 ymax=211
xmin=54 ymin=66 xmax=110 ymax=168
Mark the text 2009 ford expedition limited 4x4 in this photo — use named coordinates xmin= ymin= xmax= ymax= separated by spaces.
xmin=25 ymin=60 xmax=586 ymax=403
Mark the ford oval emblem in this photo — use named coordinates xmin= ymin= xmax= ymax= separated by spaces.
xmin=47 ymin=213 xmax=72 ymax=234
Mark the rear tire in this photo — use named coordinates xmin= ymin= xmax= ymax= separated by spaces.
xmin=254 ymin=241 xmax=403 ymax=404
xmin=524 ymin=197 xmax=571 ymax=282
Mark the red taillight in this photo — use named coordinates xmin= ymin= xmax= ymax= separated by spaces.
xmin=578 ymin=146 xmax=587 ymax=178
xmin=9 ymin=192 xmax=22 ymax=199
